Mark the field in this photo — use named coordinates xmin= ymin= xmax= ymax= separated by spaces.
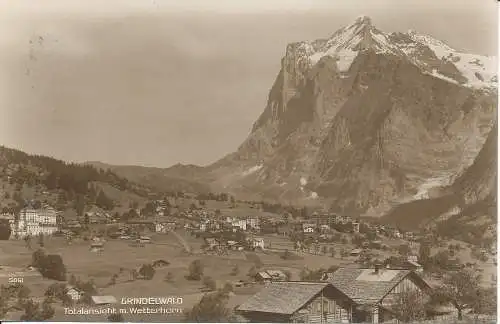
xmin=1 ymin=226 xmax=496 ymax=322
xmin=0 ymin=231 xmax=356 ymax=322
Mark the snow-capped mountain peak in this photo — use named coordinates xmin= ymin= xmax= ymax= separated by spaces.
xmin=404 ymin=30 xmax=497 ymax=89
xmin=290 ymin=16 xmax=497 ymax=89
xmin=304 ymin=16 xmax=399 ymax=71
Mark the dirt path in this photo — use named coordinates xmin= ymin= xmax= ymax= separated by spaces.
xmin=170 ymin=230 xmax=192 ymax=254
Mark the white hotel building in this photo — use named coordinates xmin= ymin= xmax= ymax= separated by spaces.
xmin=15 ymin=205 xmax=59 ymax=238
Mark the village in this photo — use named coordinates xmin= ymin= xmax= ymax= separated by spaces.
xmin=0 ymin=194 xmax=496 ymax=323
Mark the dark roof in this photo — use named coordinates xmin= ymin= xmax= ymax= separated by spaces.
xmin=325 ymin=267 xmax=429 ymax=305
xmin=236 ymin=282 xmax=330 ymax=315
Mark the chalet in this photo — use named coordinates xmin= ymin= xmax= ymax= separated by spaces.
xmin=403 ymin=231 xmax=415 ymax=240
xmin=234 ymin=279 xmax=251 ymax=288
xmin=249 ymin=237 xmax=265 ymax=249
xmin=320 ymin=225 xmax=331 ymax=233
xmin=255 ymin=270 xmax=287 ymax=283
xmin=155 ymin=222 xmax=176 ymax=233
xmin=323 ymin=266 xmax=432 ymax=323
xmin=336 ymin=215 xmax=352 ymax=224
xmin=236 ymin=282 xmax=356 ymax=323
xmin=303 ymin=225 xmax=315 ymax=234
xmin=350 ymin=249 xmax=362 ymax=257
xmin=246 ymin=217 xmax=260 ymax=230
xmin=126 ymin=219 xmax=155 ymax=227
xmin=152 ymin=259 xmax=170 ymax=268
xmin=255 ymin=271 xmax=272 ymax=283
xmin=232 ymin=219 xmax=247 ymax=231
xmin=386 ymin=257 xmax=423 ymax=273
xmin=66 ymin=286 xmax=83 ymax=301
xmin=91 ymin=295 xmax=117 ymax=306
xmin=204 ymin=238 xmax=218 ymax=250
xmin=199 ymin=223 xmax=207 ymax=232
xmin=311 ymin=213 xmax=341 ymax=228
xmin=227 ymin=240 xmax=239 ymax=250
xmin=138 ymin=236 xmax=151 ymax=244
xmin=266 ymin=270 xmax=288 ymax=281
xmin=89 ymin=242 xmax=104 ymax=252
xmin=85 ymin=206 xmax=110 ymax=224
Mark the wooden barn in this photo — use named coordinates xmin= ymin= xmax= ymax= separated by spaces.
xmin=236 ymin=282 xmax=356 ymax=323
xmin=323 ymin=266 xmax=432 ymax=323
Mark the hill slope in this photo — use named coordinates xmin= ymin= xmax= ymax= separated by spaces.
xmin=0 ymin=146 xmax=155 ymax=218
xmin=85 ymin=162 xmax=212 ymax=194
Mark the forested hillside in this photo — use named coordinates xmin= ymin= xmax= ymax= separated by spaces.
xmin=0 ymin=146 xmax=156 ymax=217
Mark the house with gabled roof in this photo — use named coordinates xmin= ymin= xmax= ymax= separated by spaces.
xmin=66 ymin=285 xmax=83 ymax=301
xmin=91 ymin=295 xmax=117 ymax=305
xmin=255 ymin=270 xmax=288 ymax=283
xmin=323 ymin=265 xmax=432 ymax=323
xmin=236 ymin=282 xmax=356 ymax=323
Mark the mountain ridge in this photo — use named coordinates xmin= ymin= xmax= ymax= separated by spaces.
xmin=79 ymin=16 xmax=497 ymax=231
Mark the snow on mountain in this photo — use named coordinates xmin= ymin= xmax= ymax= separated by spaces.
xmin=292 ymin=15 xmax=497 ymax=89
xmin=425 ymin=69 xmax=460 ymax=85
xmin=208 ymin=15 xmax=496 ymax=215
xmin=242 ymin=164 xmax=263 ymax=177
xmin=407 ymin=31 xmax=497 ymax=89
xmin=308 ymin=15 xmax=399 ymax=70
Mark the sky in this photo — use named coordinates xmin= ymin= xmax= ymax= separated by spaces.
xmin=0 ymin=0 xmax=497 ymax=167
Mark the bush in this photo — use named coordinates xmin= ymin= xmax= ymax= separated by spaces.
xmin=221 ymin=282 xmax=233 ymax=294
xmin=32 ymin=251 xmax=66 ymax=281
xmin=392 ymin=290 xmax=426 ymax=322
xmin=398 ymin=244 xmax=411 ymax=256
xmin=300 ymin=268 xmax=325 ymax=281
xmin=32 ymin=249 xmax=46 ymax=268
xmin=0 ymin=220 xmax=11 ymax=240
xmin=184 ymin=291 xmax=233 ymax=322
xmin=20 ymin=298 xmax=55 ymax=321
xmin=203 ymin=276 xmax=217 ymax=291
xmin=44 ymin=283 xmax=66 ymax=300
xmin=138 ymin=264 xmax=155 ymax=280
xmin=280 ymin=249 xmax=292 ymax=260
xmin=108 ymin=313 xmax=124 ymax=322
xmin=186 ymin=260 xmax=204 ymax=281
xmin=230 ymin=264 xmax=239 ymax=276
xmin=247 ymin=266 xmax=258 ymax=279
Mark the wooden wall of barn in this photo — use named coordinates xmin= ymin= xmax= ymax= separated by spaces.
xmin=381 ymin=276 xmax=429 ymax=307
xmin=296 ymin=286 xmax=353 ymax=323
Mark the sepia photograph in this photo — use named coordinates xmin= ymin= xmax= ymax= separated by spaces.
xmin=0 ymin=0 xmax=497 ymax=323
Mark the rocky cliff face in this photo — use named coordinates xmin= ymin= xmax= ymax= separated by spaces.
xmin=209 ymin=16 xmax=497 ymax=215
xmin=452 ymin=122 xmax=497 ymax=207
